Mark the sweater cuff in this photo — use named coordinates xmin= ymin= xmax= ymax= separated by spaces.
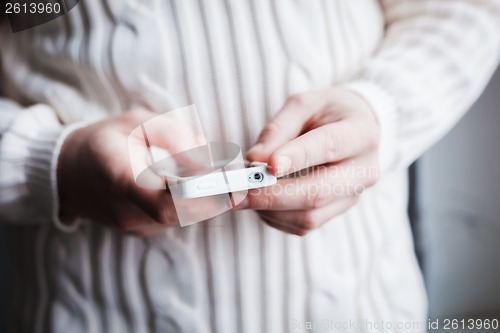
xmin=342 ymin=80 xmax=399 ymax=173
xmin=26 ymin=118 xmax=88 ymax=232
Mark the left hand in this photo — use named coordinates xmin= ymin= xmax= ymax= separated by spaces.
xmin=240 ymin=88 xmax=381 ymax=236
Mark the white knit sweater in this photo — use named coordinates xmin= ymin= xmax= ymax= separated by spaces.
xmin=1 ymin=1 xmax=500 ymax=332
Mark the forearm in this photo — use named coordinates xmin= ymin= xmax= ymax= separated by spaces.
xmin=0 ymin=99 xmax=82 ymax=229
xmin=345 ymin=0 xmax=500 ymax=173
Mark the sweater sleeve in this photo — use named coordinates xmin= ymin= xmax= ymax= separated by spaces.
xmin=0 ymin=99 xmax=83 ymax=231
xmin=344 ymin=0 xmax=500 ymax=173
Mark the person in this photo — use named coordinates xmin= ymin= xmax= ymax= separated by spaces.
xmin=1 ymin=1 xmax=499 ymax=332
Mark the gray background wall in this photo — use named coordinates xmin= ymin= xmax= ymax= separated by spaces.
xmin=0 ymin=79 xmax=9 ymax=332
xmin=0 ymin=231 xmax=9 ymax=332
xmin=419 ymin=64 xmax=500 ymax=320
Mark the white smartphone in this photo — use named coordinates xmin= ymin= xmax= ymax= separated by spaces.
xmin=164 ymin=161 xmax=277 ymax=199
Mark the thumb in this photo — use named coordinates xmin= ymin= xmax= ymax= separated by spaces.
xmin=245 ymin=119 xmax=301 ymax=168
xmin=246 ymin=93 xmax=323 ymax=172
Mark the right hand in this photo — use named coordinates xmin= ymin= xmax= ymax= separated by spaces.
xmin=57 ymin=109 xmax=197 ymax=236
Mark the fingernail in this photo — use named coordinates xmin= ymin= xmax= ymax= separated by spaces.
xmin=277 ymin=155 xmax=292 ymax=176
xmin=246 ymin=143 xmax=263 ymax=157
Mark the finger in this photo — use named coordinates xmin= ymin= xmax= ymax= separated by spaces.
xmin=258 ymin=195 xmax=359 ymax=236
xmin=261 ymin=216 xmax=307 ymax=236
xmin=240 ymin=159 xmax=375 ymax=211
xmin=268 ymin=120 xmax=375 ymax=177
xmin=125 ymin=109 xmax=205 ymax=154
xmin=126 ymin=109 xmax=205 ymax=180
xmin=131 ymin=184 xmax=234 ymax=226
xmin=123 ymin=182 xmax=179 ymax=225
xmin=124 ymin=222 xmax=169 ymax=237
xmin=107 ymin=200 xmax=159 ymax=232
xmin=246 ymin=92 xmax=326 ymax=162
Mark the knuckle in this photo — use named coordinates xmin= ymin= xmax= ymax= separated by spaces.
xmin=363 ymin=165 xmax=380 ymax=187
xmin=152 ymin=200 xmax=178 ymax=225
xmin=260 ymin=215 xmax=275 ymax=226
xmin=294 ymin=228 xmax=310 ymax=237
xmin=286 ymin=93 xmax=307 ymax=107
xmin=261 ymin=121 xmax=282 ymax=139
xmin=164 ymin=207 xmax=179 ymax=225
xmin=299 ymin=211 xmax=317 ymax=231
xmin=262 ymin=216 xmax=284 ymax=230
xmin=125 ymin=109 xmax=143 ymax=121
xmin=248 ymin=192 xmax=273 ymax=211
xmin=351 ymin=195 xmax=361 ymax=205
xmin=309 ymin=191 xmax=330 ymax=209
xmin=154 ymin=212 xmax=168 ymax=225
xmin=353 ymin=184 xmax=366 ymax=195
xmin=256 ymin=122 xmax=281 ymax=146
xmin=324 ymin=131 xmax=342 ymax=161
xmin=262 ymin=195 xmax=276 ymax=211
xmin=369 ymin=172 xmax=380 ymax=187
xmin=346 ymin=194 xmax=361 ymax=207
xmin=120 ymin=220 xmax=141 ymax=233
xmin=286 ymin=147 xmax=307 ymax=172
xmin=130 ymin=230 xmax=149 ymax=237
xmin=125 ymin=109 xmax=152 ymax=125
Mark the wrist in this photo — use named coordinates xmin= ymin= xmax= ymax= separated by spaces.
xmin=54 ymin=123 xmax=91 ymax=231
xmin=340 ymin=81 xmax=398 ymax=173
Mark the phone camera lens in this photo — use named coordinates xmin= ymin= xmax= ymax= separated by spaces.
xmin=249 ymin=172 xmax=264 ymax=183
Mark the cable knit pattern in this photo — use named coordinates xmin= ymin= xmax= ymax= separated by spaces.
xmin=1 ymin=1 xmax=499 ymax=333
